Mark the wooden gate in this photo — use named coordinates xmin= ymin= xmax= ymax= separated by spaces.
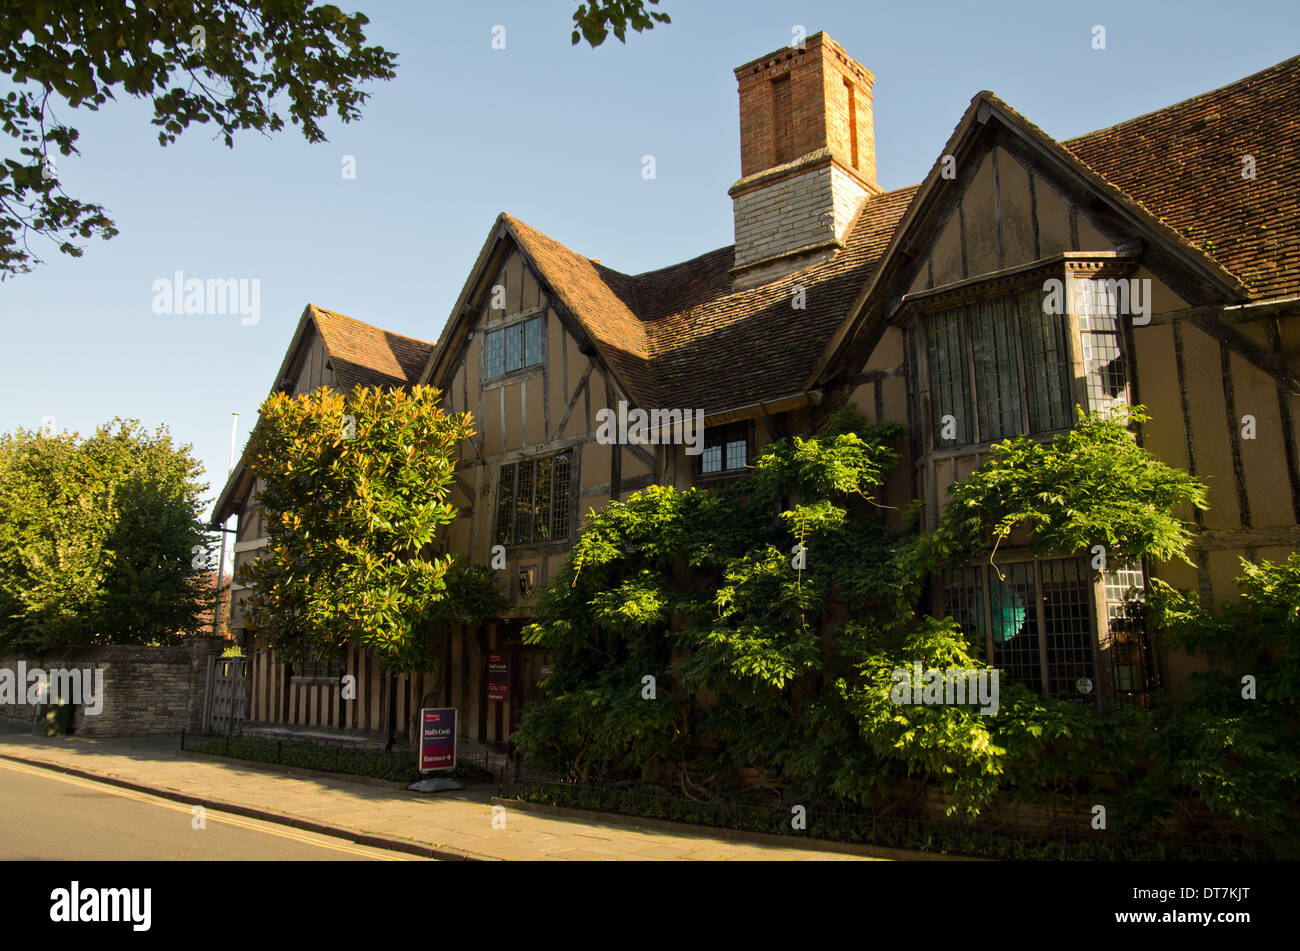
xmin=205 ymin=655 xmax=250 ymax=734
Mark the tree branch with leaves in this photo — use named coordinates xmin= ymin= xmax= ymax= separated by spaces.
xmin=0 ymin=0 xmax=397 ymax=277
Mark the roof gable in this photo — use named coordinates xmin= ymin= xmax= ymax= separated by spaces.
xmin=310 ymin=305 xmax=431 ymax=390
xmin=501 ymin=214 xmax=658 ymax=408
xmin=810 ymin=77 xmax=1275 ymax=387
xmin=211 ymin=305 xmax=433 ymax=524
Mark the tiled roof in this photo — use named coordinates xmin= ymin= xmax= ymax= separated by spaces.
xmin=501 ymin=215 xmax=658 ymax=407
xmin=309 ymin=304 xmax=432 ymax=390
xmin=482 ymin=56 xmax=1299 ymax=415
xmin=499 ymin=187 xmax=914 ymax=415
xmin=211 ymin=305 xmax=434 ymax=524
xmin=640 ymin=186 xmax=917 ymax=413
xmin=1064 ymin=55 xmax=1300 ymax=300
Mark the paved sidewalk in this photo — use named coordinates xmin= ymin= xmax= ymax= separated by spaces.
xmin=0 ymin=732 xmax=887 ymax=861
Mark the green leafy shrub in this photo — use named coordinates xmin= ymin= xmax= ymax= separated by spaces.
xmin=511 ymin=405 xmax=1297 ymax=849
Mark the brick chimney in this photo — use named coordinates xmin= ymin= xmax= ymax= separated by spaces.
xmin=729 ymin=33 xmax=880 ymax=289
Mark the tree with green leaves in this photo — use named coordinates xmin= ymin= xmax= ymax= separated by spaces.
xmin=237 ymin=384 xmax=502 ymax=676
xmin=0 ymin=0 xmax=397 ymax=277
xmin=0 ymin=418 xmax=213 ymax=651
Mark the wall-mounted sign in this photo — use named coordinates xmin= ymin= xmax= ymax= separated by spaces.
xmin=536 ymin=663 xmax=553 ymax=684
xmin=487 ymin=653 xmax=509 ymax=702
xmin=419 ymin=707 xmax=457 ymax=772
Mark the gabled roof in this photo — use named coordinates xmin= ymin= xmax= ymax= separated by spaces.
xmin=478 ymin=191 xmax=913 ymax=416
xmin=501 ymin=214 xmax=658 ymax=408
xmin=1063 ymin=55 xmax=1300 ymax=300
xmin=311 ymin=305 xmax=431 ymax=390
xmin=227 ymin=53 xmax=1299 ymax=495
xmin=209 ymin=304 xmax=433 ymax=525
xmin=811 ymin=57 xmax=1300 ymax=387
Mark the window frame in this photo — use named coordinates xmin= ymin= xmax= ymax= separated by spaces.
xmin=901 ymin=260 xmax=1138 ymax=459
xmin=483 ymin=313 xmax=545 ymax=383
xmin=939 ymin=554 xmax=1104 ymax=706
xmin=495 ymin=450 xmax=575 ymax=549
xmin=695 ymin=420 xmax=752 ymax=481
xmin=913 ymin=290 xmax=1073 ymax=452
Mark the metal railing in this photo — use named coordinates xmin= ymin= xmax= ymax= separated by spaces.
xmin=495 ymin=772 xmax=1274 ymax=861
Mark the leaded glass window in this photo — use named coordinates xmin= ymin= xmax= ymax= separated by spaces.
xmin=700 ymin=422 xmax=749 ymax=476
xmin=912 ymin=290 xmax=1076 ymax=449
xmin=969 ymin=295 xmax=1023 ymax=442
xmin=484 ymin=316 xmax=544 ymax=380
xmin=495 ymin=452 xmax=574 ymax=546
xmin=927 ymin=307 xmax=971 ymax=447
xmin=940 ymin=556 xmax=1100 ymax=705
xmin=485 ymin=328 xmax=505 ymax=379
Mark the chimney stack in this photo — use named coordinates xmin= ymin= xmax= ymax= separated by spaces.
xmin=729 ymin=33 xmax=880 ymax=289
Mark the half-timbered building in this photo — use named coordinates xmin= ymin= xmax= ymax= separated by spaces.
xmin=213 ymin=33 xmax=1300 ymax=753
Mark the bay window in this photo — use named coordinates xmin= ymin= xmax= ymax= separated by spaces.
xmin=912 ymin=289 xmax=1073 ymax=450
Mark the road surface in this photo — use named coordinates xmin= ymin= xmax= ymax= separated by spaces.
xmin=0 ymin=759 xmax=417 ymax=860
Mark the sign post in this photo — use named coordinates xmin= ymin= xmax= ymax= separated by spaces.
xmin=418 ymin=707 xmax=457 ymax=773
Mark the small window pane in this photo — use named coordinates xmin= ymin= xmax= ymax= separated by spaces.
xmin=534 ymin=457 xmax=553 ymax=542
xmin=551 ymin=453 xmax=571 ymax=539
xmin=514 ymin=459 xmax=534 ymax=544
xmin=1040 ymin=558 xmax=1096 ymax=702
xmin=485 ymin=329 xmax=505 ymax=379
xmin=1079 ymin=287 xmax=1128 ymax=416
xmin=905 ymin=325 xmax=924 ymax=454
xmin=495 ymin=464 xmax=515 ymax=545
xmin=701 ymin=444 xmax=723 ymax=474
xmin=725 ymin=439 xmax=747 ymax=471
xmin=1105 ymin=562 xmax=1148 ymax=702
xmin=991 ymin=562 xmax=1042 ymax=694
xmin=524 ymin=317 xmax=543 ymax=367
xmin=505 ymin=324 xmax=523 ymax=373
xmin=927 ymin=308 xmax=971 ymax=448
xmin=941 ymin=566 xmax=987 ymax=660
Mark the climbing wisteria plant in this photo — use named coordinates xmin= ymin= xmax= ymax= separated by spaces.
xmin=513 ymin=405 xmax=1299 ymax=841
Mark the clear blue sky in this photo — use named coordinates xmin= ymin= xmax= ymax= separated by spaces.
xmin=2 ymin=0 xmax=1297 ymax=523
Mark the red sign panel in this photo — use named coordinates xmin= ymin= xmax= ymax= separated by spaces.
xmin=487 ymin=653 xmax=509 ymax=702
xmin=419 ymin=707 xmax=457 ymax=772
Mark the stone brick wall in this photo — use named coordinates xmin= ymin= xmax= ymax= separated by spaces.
xmin=731 ymin=162 xmax=867 ymax=274
xmin=0 ymin=637 xmax=227 ymax=737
